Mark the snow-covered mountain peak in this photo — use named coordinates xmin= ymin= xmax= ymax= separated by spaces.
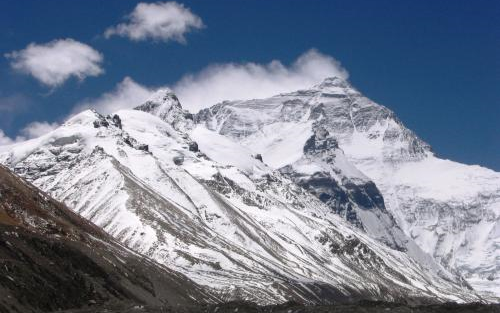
xmin=312 ymin=76 xmax=353 ymax=92
xmin=147 ymin=88 xmax=177 ymax=104
xmin=135 ymin=89 xmax=193 ymax=131
xmin=135 ymin=88 xmax=181 ymax=115
xmin=64 ymin=109 xmax=102 ymax=126
xmin=193 ymin=78 xmax=500 ymax=298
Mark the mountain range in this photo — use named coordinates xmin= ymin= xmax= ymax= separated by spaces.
xmin=0 ymin=77 xmax=498 ymax=306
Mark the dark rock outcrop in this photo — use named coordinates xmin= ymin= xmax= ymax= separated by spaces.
xmin=188 ymin=141 xmax=199 ymax=152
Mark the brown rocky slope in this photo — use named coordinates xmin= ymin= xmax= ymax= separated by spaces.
xmin=0 ymin=165 xmax=214 ymax=313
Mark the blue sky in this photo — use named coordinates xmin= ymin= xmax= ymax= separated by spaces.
xmin=0 ymin=0 xmax=498 ymax=170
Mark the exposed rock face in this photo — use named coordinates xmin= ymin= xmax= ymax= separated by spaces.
xmin=111 ymin=114 xmax=122 ymax=129
xmin=0 ymin=91 xmax=478 ymax=304
xmin=173 ymin=155 xmax=184 ymax=165
xmin=0 ymin=165 xmax=212 ymax=312
xmin=188 ymin=141 xmax=199 ymax=152
xmin=253 ymin=154 xmax=263 ymax=162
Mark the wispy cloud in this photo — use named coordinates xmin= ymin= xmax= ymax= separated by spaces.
xmin=70 ymin=49 xmax=348 ymax=115
xmin=0 ymin=130 xmax=17 ymax=145
xmin=0 ymin=121 xmax=59 ymax=146
xmin=173 ymin=49 xmax=349 ymax=111
xmin=0 ymin=76 xmax=150 ymax=145
xmin=1 ymin=78 xmax=152 ymax=145
xmin=1 ymin=50 xmax=346 ymax=146
xmin=20 ymin=121 xmax=59 ymax=139
xmin=104 ymin=2 xmax=204 ymax=43
xmin=5 ymin=39 xmax=104 ymax=87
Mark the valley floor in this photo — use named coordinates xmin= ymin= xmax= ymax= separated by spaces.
xmin=57 ymin=301 xmax=500 ymax=313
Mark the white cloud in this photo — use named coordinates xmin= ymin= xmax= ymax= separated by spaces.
xmin=0 ymin=130 xmax=16 ymax=146
xmin=70 ymin=49 xmax=347 ymax=115
xmin=0 ymin=121 xmax=59 ymax=146
xmin=104 ymin=2 xmax=204 ymax=43
xmin=20 ymin=121 xmax=59 ymax=139
xmin=173 ymin=49 xmax=349 ymax=111
xmin=74 ymin=77 xmax=155 ymax=115
xmin=0 ymin=79 xmax=151 ymax=146
xmin=0 ymin=130 xmax=26 ymax=145
xmin=5 ymin=39 xmax=104 ymax=87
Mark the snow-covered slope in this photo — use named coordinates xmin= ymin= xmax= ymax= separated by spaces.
xmin=195 ymin=77 xmax=500 ymax=298
xmin=0 ymin=165 xmax=213 ymax=312
xmin=194 ymin=78 xmax=435 ymax=270
xmin=0 ymin=90 xmax=479 ymax=304
xmin=356 ymin=154 xmax=500 ymax=297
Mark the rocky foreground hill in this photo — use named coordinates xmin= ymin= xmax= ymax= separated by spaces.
xmin=0 ymin=165 xmax=213 ymax=312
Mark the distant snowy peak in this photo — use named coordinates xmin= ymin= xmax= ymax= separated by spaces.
xmin=192 ymin=78 xmax=437 ymax=258
xmin=134 ymin=88 xmax=182 ymax=117
xmin=192 ymin=76 xmax=430 ymax=183
xmin=193 ymin=76 xmax=500 ymax=298
xmin=311 ymin=76 xmax=356 ymax=93
xmin=135 ymin=88 xmax=194 ymax=131
xmin=146 ymin=88 xmax=177 ymax=104
xmin=315 ymin=77 xmax=430 ymax=162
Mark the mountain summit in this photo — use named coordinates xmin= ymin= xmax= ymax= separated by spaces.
xmin=135 ymin=89 xmax=194 ymax=131
xmin=195 ymin=76 xmax=500 ymax=297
